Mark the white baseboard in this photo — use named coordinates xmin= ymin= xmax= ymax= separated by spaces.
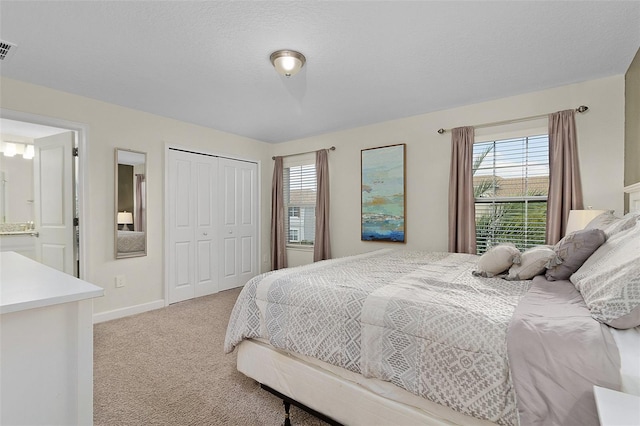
xmin=93 ymin=299 xmax=165 ymax=324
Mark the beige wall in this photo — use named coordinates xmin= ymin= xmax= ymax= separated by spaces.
xmin=625 ymin=48 xmax=640 ymax=188
xmin=273 ymin=76 xmax=626 ymax=265
xmin=0 ymin=75 xmax=626 ymax=314
xmin=0 ymin=77 xmax=272 ymax=316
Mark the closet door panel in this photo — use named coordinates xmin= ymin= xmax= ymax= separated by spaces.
xmin=194 ymin=159 xmax=218 ymax=297
xmin=237 ymin=163 xmax=258 ymax=285
xmin=168 ymin=152 xmax=196 ymax=303
xmin=219 ymin=161 xmax=238 ymax=290
xmin=219 ymin=158 xmax=258 ymax=290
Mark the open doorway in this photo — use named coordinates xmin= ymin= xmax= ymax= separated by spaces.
xmin=0 ymin=115 xmax=85 ymax=278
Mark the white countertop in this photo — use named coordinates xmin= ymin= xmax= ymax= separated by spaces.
xmin=0 ymin=251 xmax=104 ymax=314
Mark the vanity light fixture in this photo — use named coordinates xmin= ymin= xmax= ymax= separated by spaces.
xmin=270 ymin=50 xmax=306 ymax=77
xmin=3 ymin=142 xmax=16 ymax=157
xmin=23 ymin=144 xmax=34 ymax=160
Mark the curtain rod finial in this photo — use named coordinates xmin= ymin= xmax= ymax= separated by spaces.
xmin=576 ymin=105 xmax=589 ymax=113
xmin=437 ymin=128 xmax=446 ymax=134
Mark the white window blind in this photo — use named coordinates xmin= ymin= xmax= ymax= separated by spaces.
xmin=283 ymin=155 xmax=316 ymax=246
xmin=473 ymin=134 xmax=549 ymax=254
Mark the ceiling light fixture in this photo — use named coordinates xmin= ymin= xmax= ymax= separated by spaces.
xmin=270 ymin=50 xmax=306 ymax=77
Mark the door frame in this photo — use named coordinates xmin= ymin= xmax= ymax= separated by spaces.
xmin=163 ymin=142 xmax=261 ymax=307
xmin=1 ymin=108 xmax=90 ymax=279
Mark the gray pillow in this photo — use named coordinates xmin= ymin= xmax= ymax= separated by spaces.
xmin=473 ymin=243 xmax=521 ymax=278
xmin=571 ymin=221 xmax=640 ymax=329
xmin=545 ymin=229 xmax=606 ymax=281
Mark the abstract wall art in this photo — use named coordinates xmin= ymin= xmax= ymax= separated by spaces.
xmin=361 ymin=144 xmax=406 ymax=242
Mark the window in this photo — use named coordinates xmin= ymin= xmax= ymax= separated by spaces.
xmin=473 ymin=135 xmax=549 ymax=254
xmin=283 ymin=156 xmax=316 ymax=246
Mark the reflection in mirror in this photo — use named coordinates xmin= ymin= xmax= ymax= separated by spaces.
xmin=115 ymin=149 xmax=146 ymax=258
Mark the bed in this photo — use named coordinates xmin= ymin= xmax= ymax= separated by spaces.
xmin=224 ymin=211 xmax=640 ymax=425
xmin=116 ymin=230 xmax=145 ymax=254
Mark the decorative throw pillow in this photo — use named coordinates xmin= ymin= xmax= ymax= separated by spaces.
xmin=571 ymin=221 xmax=640 ymax=329
xmin=506 ymin=245 xmax=557 ymax=281
xmin=545 ymin=229 xmax=606 ymax=281
xmin=473 ymin=243 xmax=521 ymax=278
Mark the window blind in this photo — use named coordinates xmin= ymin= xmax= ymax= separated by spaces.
xmin=473 ymin=135 xmax=549 ymax=254
xmin=283 ymin=157 xmax=316 ymax=246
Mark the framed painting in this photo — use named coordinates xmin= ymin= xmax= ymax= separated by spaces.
xmin=361 ymin=144 xmax=406 ymax=242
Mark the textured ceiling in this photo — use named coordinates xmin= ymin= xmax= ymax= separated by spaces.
xmin=0 ymin=1 xmax=639 ymax=143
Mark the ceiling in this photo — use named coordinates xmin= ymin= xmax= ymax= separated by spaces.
xmin=1 ymin=1 xmax=639 ymax=144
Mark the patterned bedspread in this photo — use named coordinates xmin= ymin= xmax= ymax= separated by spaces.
xmin=224 ymin=249 xmax=531 ymax=425
xmin=117 ymin=230 xmax=145 ymax=253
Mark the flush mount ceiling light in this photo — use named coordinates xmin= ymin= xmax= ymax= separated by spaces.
xmin=270 ymin=50 xmax=306 ymax=77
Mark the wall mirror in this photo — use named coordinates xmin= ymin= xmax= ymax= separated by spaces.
xmin=115 ymin=148 xmax=147 ymax=258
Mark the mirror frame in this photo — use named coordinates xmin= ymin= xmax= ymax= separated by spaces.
xmin=115 ymin=148 xmax=147 ymax=259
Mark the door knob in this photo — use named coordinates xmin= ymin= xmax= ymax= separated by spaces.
xmin=203 ymin=232 xmax=208 ymax=236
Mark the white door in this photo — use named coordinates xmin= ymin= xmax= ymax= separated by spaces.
xmin=168 ymin=150 xmax=218 ymax=304
xmin=33 ymin=132 xmax=75 ymax=275
xmin=219 ymin=158 xmax=258 ymax=291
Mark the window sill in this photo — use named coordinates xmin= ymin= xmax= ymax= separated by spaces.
xmin=286 ymin=245 xmax=314 ymax=252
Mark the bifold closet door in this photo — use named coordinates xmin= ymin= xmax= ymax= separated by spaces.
xmin=219 ymin=158 xmax=258 ymax=291
xmin=168 ymin=150 xmax=218 ymax=304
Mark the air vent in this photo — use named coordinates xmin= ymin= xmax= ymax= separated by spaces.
xmin=0 ymin=41 xmax=17 ymax=61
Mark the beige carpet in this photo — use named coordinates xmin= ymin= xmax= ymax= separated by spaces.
xmin=94 ymin=288 xmax=326 ymax=425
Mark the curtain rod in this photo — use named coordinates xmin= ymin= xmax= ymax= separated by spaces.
xmin=272 ymin=146 xmax=336 ymax=160
xmin=436 ymin=105 xmax=589 ymax=135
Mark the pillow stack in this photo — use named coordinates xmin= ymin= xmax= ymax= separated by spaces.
xmin=571 ymin=212 xmax=640 ymax=329
xmin=471 ymin=211 xmax=640 ymax=327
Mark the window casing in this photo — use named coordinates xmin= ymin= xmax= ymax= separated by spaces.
xmin=283 ymin=155 xmax=316 ymax=247
xmin=473 ymin=135 xmax=549 ymax=254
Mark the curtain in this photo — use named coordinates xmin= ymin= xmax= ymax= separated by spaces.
xmin=134 ymin=173 xmax=145 ymax=232
xmin=314 ymin=149 xmax=331 ymax=262
xmin=271 ymin=157 xmax=287 ymax=270
xmin=546 ymin=109 xmax=584 ymax=244
xmin=448 ymin=126 xmax=476 ymax=254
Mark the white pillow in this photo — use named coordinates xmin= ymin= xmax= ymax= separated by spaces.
xmin=473 ymin=243 xmax=521 ymax=278
xmin=571 ymin=221 xmax=640 ymax=329
xmin=585 ymin=210 xmax=638 ymax=238
xmin=506 ymin=245 xmax=557 ymax=281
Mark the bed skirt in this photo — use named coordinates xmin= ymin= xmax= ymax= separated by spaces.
xmin=237 ymin=339 xmax=495 ymax=426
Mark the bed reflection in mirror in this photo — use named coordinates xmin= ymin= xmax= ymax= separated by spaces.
xmin=115 ymin=149 xmax=146 ymax=258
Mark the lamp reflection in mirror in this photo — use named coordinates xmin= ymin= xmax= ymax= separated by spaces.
xmin=117 ymin=211 xmax=133 ymax=231
xmin=565 ymin=209 xmax=607 ymax=236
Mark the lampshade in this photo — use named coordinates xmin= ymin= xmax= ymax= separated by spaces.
xmin=117 ymin=211 xmax=133 ymax=224
xmin=270 ymin=50 xmax=306 ymax=77
xmin=565 ymin=209 xmax=607 ymax=235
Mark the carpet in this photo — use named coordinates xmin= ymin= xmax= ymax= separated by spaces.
xmin=94 ymin=288 xmax=326 ymax=425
